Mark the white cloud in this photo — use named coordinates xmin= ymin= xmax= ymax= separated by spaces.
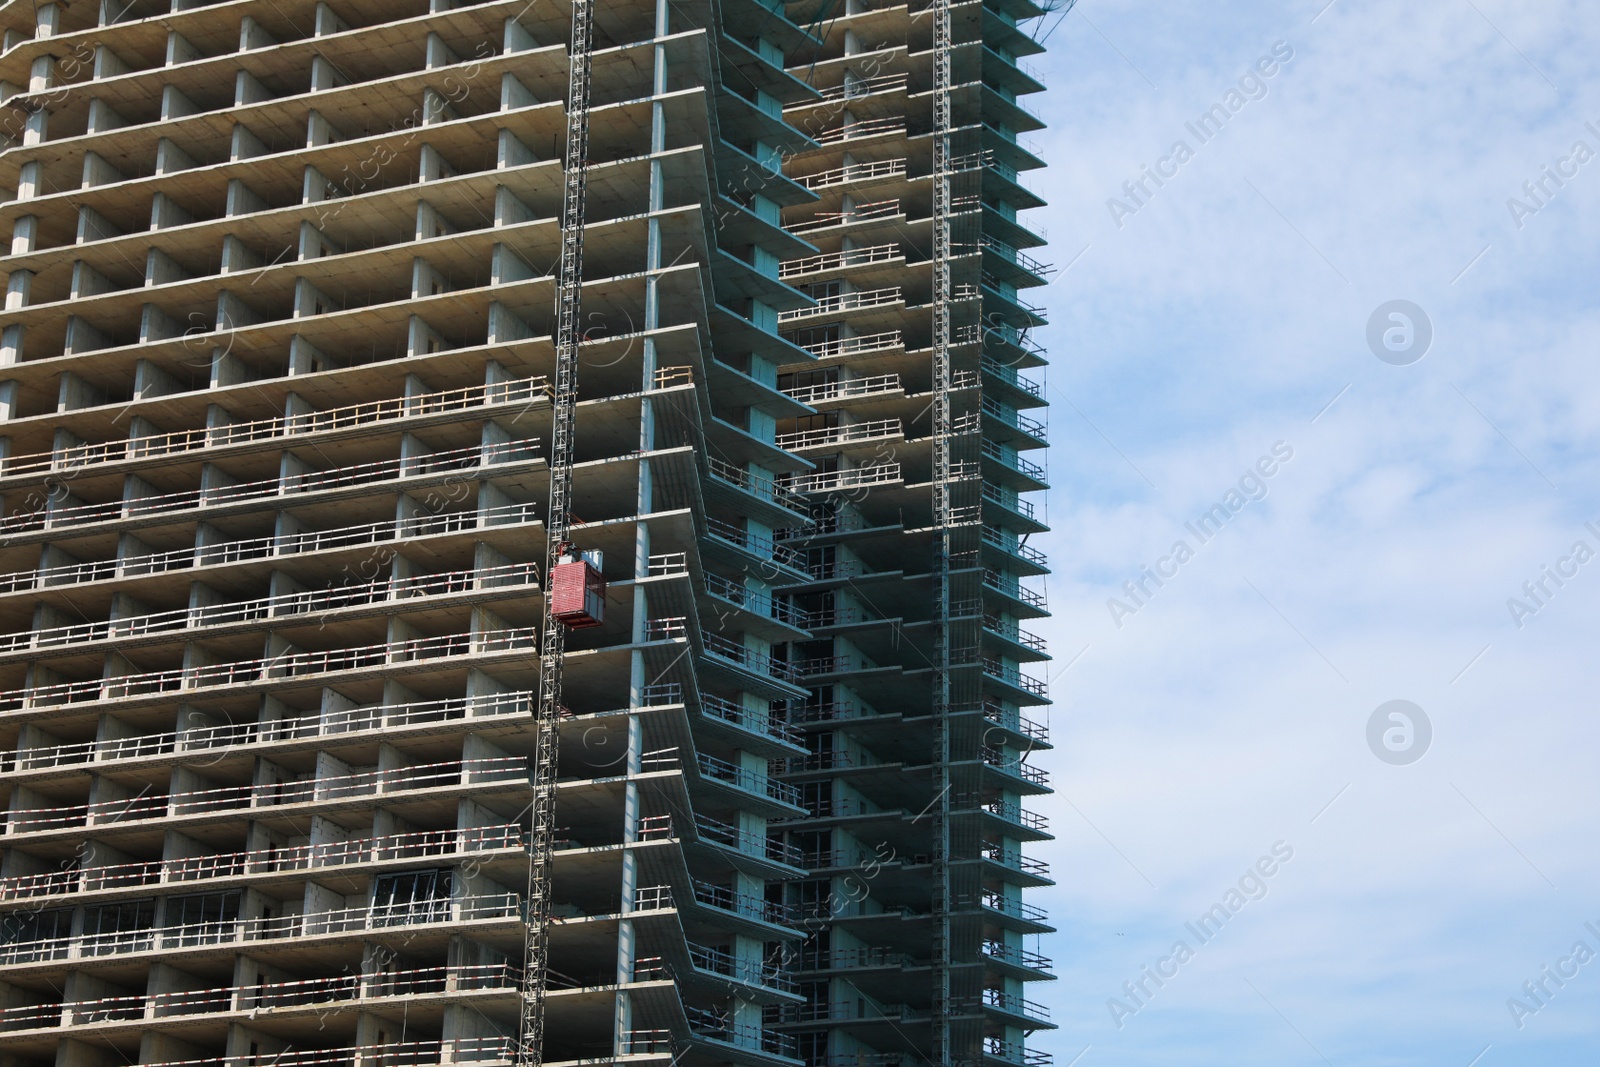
xmin=1023 ymin=0 xmax=1600 ymax=1062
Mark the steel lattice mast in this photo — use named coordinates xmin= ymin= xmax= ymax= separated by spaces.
xmin=930 ymin=0 xmax=956 ymax=1058
xmin=518 ymin=0 xmax=595 ymax=1060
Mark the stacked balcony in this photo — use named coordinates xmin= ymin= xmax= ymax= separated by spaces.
xmin=0 ymin=0 xmax=850 ymax=1064
xmin=765 ymin=0 xmax=1056 ymax=1063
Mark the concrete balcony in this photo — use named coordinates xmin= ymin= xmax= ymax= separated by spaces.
xmin=794 ymin=157 xmax=908 ymax=192
xmin=978 ymin=843 xmax=1053 ymax=889
xmin=781 ymin=371 xmax=902 ymax=406
xmin=0 ymin=823 xmax=524 ymax=904
xmin=0 ymin=962 xmax=519 ymax=1036
xmin=0 ymin=375 xmax=551 ymax=484
xmin=981 ymin=939 xmax=1055 ymax=980
xmin=0 ymin=437 xmax=543 ymax=539
xmin=4 ymin=756 xmax=530 ymax=838
xmin=0 ymin=501 xmax=542 ymax=595
xmin=981 ymin=745 xmax=1050 ymax=788
xmin=685 ymin=1005 xmax=802 ymax=1065
xmin=0 ymin=627 xmax=536 ymax=717
xmin=0 ymin=893 xmax=522 ymax=968
xmin=1 ymin=562 xmax=538 ymax=661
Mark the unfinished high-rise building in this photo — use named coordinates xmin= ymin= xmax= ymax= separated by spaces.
xmin=0 ymin=1 xmax=1054 ymax=1067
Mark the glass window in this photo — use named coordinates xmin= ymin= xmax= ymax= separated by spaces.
xmin=85 ymin=899 xmax=155 ymax=954
xmin=371 ymin=869 xmax=452 ymax=927
xmin=0 ymin=907 xmax=72 ymax=962
xmin=164 ymin=891 xmax=241 ymax=944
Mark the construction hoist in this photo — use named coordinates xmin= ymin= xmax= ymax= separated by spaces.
xmin=516 ymin=0 xmax=598 ymax=1061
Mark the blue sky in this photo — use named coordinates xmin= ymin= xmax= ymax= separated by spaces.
xmin=1025 ymin=1 xmax=1600 ymax=1063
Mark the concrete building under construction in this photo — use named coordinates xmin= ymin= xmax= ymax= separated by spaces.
xmin=0 ymin=0 xmax=1055 ymax=1066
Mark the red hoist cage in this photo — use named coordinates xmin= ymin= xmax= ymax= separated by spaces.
xmin=549 ymin=548 xmax=605 ymax=628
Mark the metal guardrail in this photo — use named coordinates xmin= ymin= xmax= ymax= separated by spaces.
xmin=796 ymin=157 xmax=907 ymax=190
xmin=1 ymin=376 xmax=552 ymax=479
xmin=1 ymin=438 xmax=542 ymax=536
xmin=0 ymin=963 xmax=520 ymax=1032
xmin=0 ymin=823 xmax=524 ymax=902
xmin=7 ymin=758 xmax=530 ymax=835
xmin=778 ymin=286 xmax=902 ymax=323
xmin=782 ymin=372 xmax=901 ymax=405
xmin=0 ymin=501 xmax=542 ymax=594
xmin=3 ymin=563 xmax=538 ymax=655
xmin=0 ymin=629 xmax=537 ymax=712
xmin=0 ymin=894 xmax=523 ymax=965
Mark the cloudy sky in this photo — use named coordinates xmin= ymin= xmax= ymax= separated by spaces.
xmin=1024 ymin=1 xmax=1600 ymax=1063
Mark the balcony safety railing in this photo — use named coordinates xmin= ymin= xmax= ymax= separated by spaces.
xmin=778 ymin=286 xmax=902 ymax=323
xmin=706 ymin=456 xmax=808 ymax=512
xmin=983 ymin=570 xmax=1047 ymax=611
xmin=981 ymin=355 xmax=1043 ymax=397
xmin=653 ymin=365 xmax=694 ymax=389
xmin=782 ymin=463 xmax=901 ymax=495
xmin=776 ymin=418 xmax=902 ymax=451
xmin=981 ymin=659 xmax=1048 ymax=697
xmin=981 ymin=746 xmax=1049 ymax=785
xmin=645 ymin=616 xmax=689 ymax=641
xmin=776 ymin=999 xmax=920 ymax=1023
xmin=972 ymin=890 xmax=1050 ymax=925
xmin=698 ymin=751 xmax=802 ymax=806
xmin=703 ymin=572 xmax=808 ymax=627
xmin=982 ymin=527 xmax=1048 ymax=568
xmin=6 ymin=758 xmax=529 ymax=835
xmin=688 ymin=942 xmax=796 ymax=993
xmin=691 ymin=878 xmax=796 ymax=925
xmin=982 ymin=482 xmax=1037 ymax=522
xmin=982 ymin=799 xmax=1049 ymax=832
xmin=982 ymin=941 xmax=1055 ymax=975
xmin=0 ymin=963 xmax=519 ymax=1033
xmin=982 ymin=396 xmax=1047 ymax=441
xmin=4 ymin=692 xmax=532 ymax=776
xmin=797 ymin=946 xmax=911 ymax=972
xmin=1 ymin=376 xmax=552 ymax=479
xmin=699 ymin=692 xmax=802 ymax=746
xmin=647 ymin=552 xmax=689 ymax=576
xmin=686 ymin=1005 xmax=799 ymax=1057
xmin=0 ymin=824 xmax=524 ymax=902
xmin=0 ymin=893 xmax=522 ymax=965
xmin=982 ymin=616 xmax=1047 ymax=654
xmin=980 ymin=235 xmax=1054 ymax=277
xmin=796 ymin=157 xmax=907 ymax=190
xmin=815 ymin=117 xmax=906 ymax=145
xmin=1 ymin=438 xmax=542 ymax=536
xmin=1 ymin=628 xmax=536 ymax=713
xmin=782 ymin=372 xmax=901 ymax=406
xmin=980 ymin=841 xmax=1051 ymax=879
xmin=981 ymin=438 xmax=1046 ymax=481
xmin=815 ymin=72 xmax=908 ymax=101
xmin=790 ymin=199 xmax=901 ymax=233
xmin=3 ymin=563 xmax=538 ymax=656
xmin=694 ymin=813 xmax=804 ymax=867
xmin=783 ymin=700 xmax=864 ymax=725
xmin=133 ymin=1038 xmax=517 ymax=1067
xmin=705 ymin=515 xmax=807 ymax=570
xmin=702 ymin=632 xmax=802 ymax=684
xmin=981 ymin=699 xmax=1048 ymax=744
xmin=984 ymin=1038 xmax=1052 ymax=1066
xmin=0 ymin=501 xmax=542 ymax=594
xmin=968 ymin=320 xmax=1044 ymax=358
xmin=788 ymin=330 xmax=903 ymax=364
xmin=779 ymin=243 xmax=899 ymax=281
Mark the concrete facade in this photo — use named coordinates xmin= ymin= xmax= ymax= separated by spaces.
xmin=0 ymin=1 xmax=1052 ymax=1066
